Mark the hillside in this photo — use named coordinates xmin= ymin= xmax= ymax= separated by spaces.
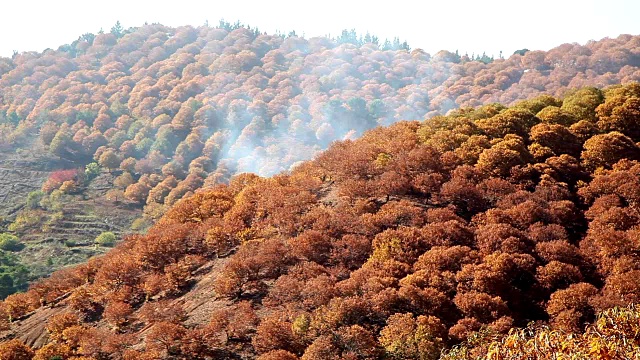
xmin=1 ymin=24 xmax=640 ymax=293
xmin=0 ymin=138 xmax=139 ymax=287
xmin=1 ymin=83 xmax=640 ymax=359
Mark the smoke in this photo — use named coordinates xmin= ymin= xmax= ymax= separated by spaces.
xmin=191 ymin=31 xmax=458 ymax=179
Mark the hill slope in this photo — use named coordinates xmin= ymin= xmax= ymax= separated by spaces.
xmin=2 ymin=83 xmax=640 ymax=359
xmin=0 ymin=140 xmax=138 ymax=284
xmin=1 ymin=24 xmax=640 ymax=208
xmin=1 ymin=25 xmax=640 ymax=292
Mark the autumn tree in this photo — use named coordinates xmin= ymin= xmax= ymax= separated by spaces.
xmin=379 ymin=313 xmax=446 ymax=360
xmin=146 ymin=321 xmax=187 ymax=355
xmin=98 ymin=149 xmax=121 ymax=172
xmin=49 ymin=124 xmax=80 ymax=159
xmin=0 ymin=339 xmax=34 ymax=360
xmin=581 ymin=131 xmax=640 ymax=169
xmin=103 ymin=301 xmax=133 ymax=329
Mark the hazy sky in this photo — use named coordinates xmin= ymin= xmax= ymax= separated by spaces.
xmin=1 ymin=0 xmax=639 ymax=58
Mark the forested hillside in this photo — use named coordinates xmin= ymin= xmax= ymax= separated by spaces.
xmin=1 ymin=23 xmax=640 ymax=291
xmin=1 ymin=22 xmax=639 ymax=219
xmin=2 ymin=83 xmax=640 ymax=359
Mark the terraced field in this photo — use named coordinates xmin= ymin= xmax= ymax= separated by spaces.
xmin=14 ymin=172 xmax=140 ymax=279
xmin=0 ymin=140 xmax=74 ymax=216
xmin=0 ymin=144 xmax=140 ymax=282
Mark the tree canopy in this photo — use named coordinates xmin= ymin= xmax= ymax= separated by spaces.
xmin=3 ymin=83 xmax=640 ymax=358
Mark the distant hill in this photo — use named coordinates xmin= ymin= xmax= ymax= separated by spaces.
xmin=0 ymin=24 xmax=639 ymax=206
xmin=2 ymin=83 xmax=640 ymax=359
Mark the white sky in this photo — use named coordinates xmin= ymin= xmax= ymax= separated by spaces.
xmin=1 ymin=0 xmax=639 ymax=58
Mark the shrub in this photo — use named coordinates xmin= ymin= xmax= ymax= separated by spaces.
xmin=8 ymin=211 xmax=44 ymax=232
xmin=59 ymin=180 xmax=77 ymax=194
xmin=85 ymin=162 xmax=101 ymax=180
xmin=25 ymin=190 xmax=44 ymax=209
xmin=95 ymin=232 xmax=117 ymax=247
xmin=130 ymin=218 xmax=151 ymax=232
xmin=42 ymin=169 xmax=79 ymax=193
xmin=39 ymin=190 xmax=65 ymax=212
xmin=0 ymin=234 xmax=23 ymax=252
xmin=0 ymin=251 xmax=30 ymax=298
